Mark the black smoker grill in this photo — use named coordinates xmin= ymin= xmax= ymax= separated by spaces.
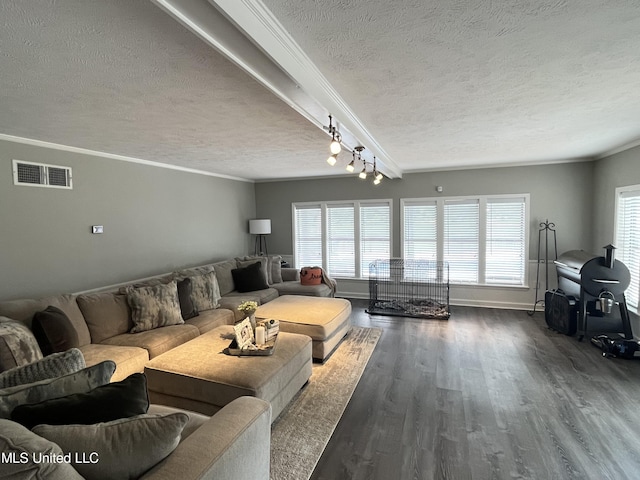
xmin=554 ymin=245 xmax=632 ymax=341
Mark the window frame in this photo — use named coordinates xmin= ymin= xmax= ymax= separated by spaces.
xmin=292 ymin=199 xmax=393 ymax=279
xmin=614 ymin=184 xmax=640 ymax=313
xmin=401 ymin=194 xmax=530 ymax=287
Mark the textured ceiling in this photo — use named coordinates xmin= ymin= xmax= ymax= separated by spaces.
xmin=1 ymin=0 xmax=640 ymax=181
xmin=260 ymin=0 xmax=640 ymax=171
xmin=0 ymin=0 xmax=330 ymax=180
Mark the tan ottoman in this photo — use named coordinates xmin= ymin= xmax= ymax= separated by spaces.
xmin=144 ymin=325 xmax=312 ymax=421
xmin=255 ymin=295 xmax=352 ymax=362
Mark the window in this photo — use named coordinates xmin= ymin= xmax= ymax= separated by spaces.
xmin=402 ymin=195 xmax=528 ymax=286
xmin=615 ymin=186 xmax=640 ymax=312
xmin=444 ymin=199 xmax=479 ymax=283
xmin=327 ymin=205 xmax=355 ymax=277
xmin=294 ymin=205 xmax=322 ymax=268
xmin=293 ymin=200 xmax=391 ymax=278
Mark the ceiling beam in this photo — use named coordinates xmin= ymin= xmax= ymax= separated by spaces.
xmin=152 ymin=0 xmax=402 ymax=179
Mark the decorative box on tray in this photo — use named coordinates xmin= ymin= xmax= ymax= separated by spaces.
xmin=225 ymin=317 xmax=278 ymax=356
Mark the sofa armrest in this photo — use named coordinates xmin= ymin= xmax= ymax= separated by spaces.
xmin=141 ymin=397 xmax=271 ymax=480
xmin=281 ymin=268 xmax=300 ymax=282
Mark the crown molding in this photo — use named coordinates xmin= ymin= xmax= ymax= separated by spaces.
xmin=0 ymin=134 xmax=253 ymax=183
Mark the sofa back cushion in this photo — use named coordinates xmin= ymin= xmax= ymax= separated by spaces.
xmin=77 ymin=292 xmax=132 ymax=344
xmin=0 ymin=294 xmax=91 ymax=347
xmin=0 ymin=294 xmax=91 ymax=346
xmin=212 ymin=259 xmax=237 ymax=296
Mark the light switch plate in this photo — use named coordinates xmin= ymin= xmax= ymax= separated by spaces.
xmin=92 ymin=225 xmax=104 ymax=234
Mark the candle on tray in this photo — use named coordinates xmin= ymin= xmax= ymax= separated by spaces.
xmin=255 ymin=325 xmax=265 ymax=345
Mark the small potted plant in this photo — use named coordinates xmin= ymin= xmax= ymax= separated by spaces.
xmin=237 ymin=300 xmax=259 ymax=330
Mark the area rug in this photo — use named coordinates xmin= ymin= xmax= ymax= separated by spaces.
xmin=270 ymin=326 xmax=382 ymax=480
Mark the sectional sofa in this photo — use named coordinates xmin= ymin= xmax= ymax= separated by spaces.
xmin=0 ymin=255 xmax=336 ymax=480
xmin=0 ymin=256 xmax=335 ymax=382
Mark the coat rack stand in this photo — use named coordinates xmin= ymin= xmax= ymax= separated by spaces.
xmin=528 ymin=220 xmax=558 ymax=316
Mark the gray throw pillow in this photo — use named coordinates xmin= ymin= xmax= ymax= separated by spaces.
xmin=0 ymin=419 xmax=84 ymax=480
xmin=125 ymin=281 xmax=184 ymax=333
xmin=0 ymin=360 xmax=115 ymax=419
xmin=33 ymin=412 xmax=189 ymax=480
xmin=0 ymin=347 xmax=85 ymax=390
xmin=188 ymin=271 xmax=221 ymax=311
xmin=0 ymin=317 xmax=43 ymax=372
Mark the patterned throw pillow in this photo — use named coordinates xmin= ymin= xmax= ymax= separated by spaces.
xmin=0 ymin=347 xmax=85 ymax=390
xmin=189 ymin=271 xmax=221 ymax=311
xmin=33 ymin=412 xmax=188 ymax=480
xmin=125 ymin=281 xmax=184 ymax=333
xmin=0 ymin=360 xmax=115 ymax=419
xmin=0 ymin=317 xmax=43 ymax=372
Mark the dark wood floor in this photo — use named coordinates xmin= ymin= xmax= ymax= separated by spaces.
xmin=311 ymin=300 xmax=640 ymax=480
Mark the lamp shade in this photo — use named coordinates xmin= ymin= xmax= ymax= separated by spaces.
xmin=249 ymin=219 xmax=271 ymax=235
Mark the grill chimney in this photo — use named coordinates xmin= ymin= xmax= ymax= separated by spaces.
xmin=604 ymin=244 xmax=616 ymax=269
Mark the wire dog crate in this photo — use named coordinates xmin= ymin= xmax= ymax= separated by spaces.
xmin=367 ymin=259 xmax=450 ymax=319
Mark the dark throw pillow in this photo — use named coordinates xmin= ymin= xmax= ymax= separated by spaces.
xmin=231 ymin=262 xmax=269 ymax=293
xmin=32 ymin=306 xmax=81 ymax=356
xmin=176 ymin=278 xmax=199 ymax=320
xmin=11 ymin=373 xmax=149 ymax=429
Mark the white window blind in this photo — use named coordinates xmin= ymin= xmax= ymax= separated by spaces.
xmin=486 ymin=198 xmax=526 ymax=285
xmin=294 ymin=205 xmax=322 ymax=268
xmin=444 ymin=199 xmax=479 ymax=283
xmin=403 ymin=202 xmax=437 ymax=261
xmin=360 ymin=203 xmax=391 ymax=277
xmin=293 ymin=200 xmax=391 ymax=278
xmin=401 ymin=195 xmax=528 ymax=286
xmin=616 ymin=189 xmax=640 ymax=311
xmin=327 ymin=205 xmax=355 ymax=277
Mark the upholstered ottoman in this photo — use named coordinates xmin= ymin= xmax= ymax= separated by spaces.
xmin=255 ymin=295 xmax=352 ymax=362
xmin=144 ymin=325 xmax=312 ymax=421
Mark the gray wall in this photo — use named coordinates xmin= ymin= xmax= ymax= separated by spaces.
xmin=592 ymin=144 xmax=640 ymax=253
xmin=0 ymin=140 xmax=255 ymax=300
xmin=255 ymin=161 xmax=595 ymax=260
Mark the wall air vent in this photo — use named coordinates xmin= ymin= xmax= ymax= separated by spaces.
xmin=12 ymin=160 xmax=72 ymax=189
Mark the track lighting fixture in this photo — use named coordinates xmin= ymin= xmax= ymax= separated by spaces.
xmin=325 ymin=115 xmax=342 ymax=156
xmin=321 ymin=120 xmax=384 ymax=185
xmin=346 ymin=151 xmax=356 ymax=172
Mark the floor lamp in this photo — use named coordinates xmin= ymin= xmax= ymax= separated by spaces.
xmin=249 ymin=219 xmax=271 ymax=256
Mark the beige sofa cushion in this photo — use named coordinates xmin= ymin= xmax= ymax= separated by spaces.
xmin=77 ymin=292 xmax=132 ymax=343
xmin=185 ymin=308 xmax=234 ymax=334
xmin=79 ymin=343 xmax=149 ymax=382
xmin=101 ymin=324 xmax=199 ymax=359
